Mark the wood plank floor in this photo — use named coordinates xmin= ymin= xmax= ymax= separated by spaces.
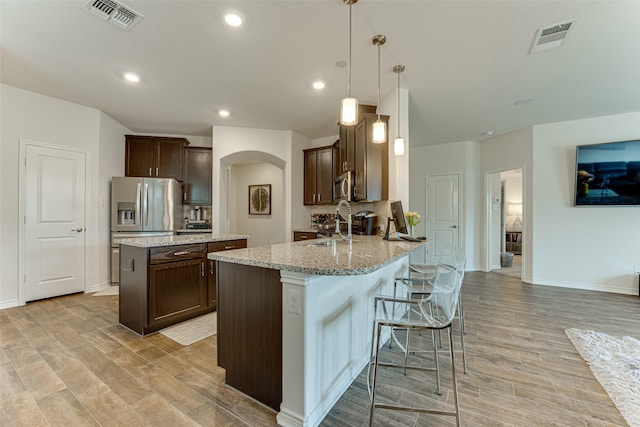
xmin=1 ymin=272 xmax=638 ymax=426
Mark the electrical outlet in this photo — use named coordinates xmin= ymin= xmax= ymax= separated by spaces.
xmin=287 ymin=289 xmax=300 ymax=315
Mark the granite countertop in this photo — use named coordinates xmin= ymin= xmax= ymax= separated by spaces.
xmin=118 ymin=233 xmax=249 ymax=248
xmin=176 ymin=228 xmax=213 ymax=233
xmin=208 ymin=235 xmax=426 ymax=276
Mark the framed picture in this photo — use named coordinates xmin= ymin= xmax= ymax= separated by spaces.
xmin=249 ymin=184 xmax=271 ymax=215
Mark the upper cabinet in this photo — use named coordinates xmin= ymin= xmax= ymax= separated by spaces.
xmin=334 ymin=104 xmax=377 ymax=175
xmin=354 ymin=113 xmax=389 ymax=202
xmin=183 ymin=147 xmax=212 ymax=205
xmin=304 ymin=146 xmax=333 ymax=205
xmin=125 ymin=135 xmax=188 ymax=181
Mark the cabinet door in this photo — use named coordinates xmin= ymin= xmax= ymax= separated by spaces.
xmin=339 ymin=125 xmax=355 ymax=172
xmin=207 ymin=239 xmax=247 ymax=309
xmin=207 ymin=259 xmax=216 ymax=309
xmin=125 ymin=137 xmax=155 ymax=177
xmin=304 ymin=150 xmax=318 ymax=205
xmin=317 ymin=148 xmax=333 ymax=205
xmin=156 ymin=139 xmax=184 ymax=180
xmin=184 ymin=147 xmax=212 ymax=204
xmin=354 ymin=120 xmax=367 ymax=201
xmin=148 ymin=258 xmax=206 ymax=327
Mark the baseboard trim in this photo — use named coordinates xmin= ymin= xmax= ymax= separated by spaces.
xmin=0 ymin=299 xmax=25 ymax=310
xmin=532 ymin=279 xmax=637 ymax=296
xmin=86 ymin=280 xmax=112 ymax=294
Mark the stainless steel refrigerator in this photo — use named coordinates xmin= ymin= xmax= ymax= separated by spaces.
xmin=110 ymin=177 xmax=183 ymax=283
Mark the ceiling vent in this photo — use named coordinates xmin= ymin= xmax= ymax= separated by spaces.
xmin=530 ymin=20 xmax=575 ymax=54
xmin=83 ymin=0 xmax=143 ymax=31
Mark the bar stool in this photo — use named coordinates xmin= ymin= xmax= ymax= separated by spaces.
xmin=368 ymin=263 xmax=463 ymax=426
xmin=393 ymin=247 xmax=468 ymax=373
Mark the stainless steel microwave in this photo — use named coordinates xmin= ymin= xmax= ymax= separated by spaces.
xmin=334 ymin=171 xmax=353 ymax=202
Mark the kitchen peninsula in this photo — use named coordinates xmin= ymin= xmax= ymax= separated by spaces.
xmin=118 ymin=233 xmax=247 ymax=335
xmin=209 ymin=236 xmax=427 ymax=427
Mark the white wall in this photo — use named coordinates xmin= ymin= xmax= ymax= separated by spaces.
xmin=212 ymin=126 xmax=306 ymax=244
xmin=504 ymin=174 xmax=523 ymax=231
xmin=1 ymin=84 xmax=103 ymax=306
xmin=98 ymin=112 xmax=130 ymax=287
xmin=231 ymin=163 xmax=285 ymax=246
xmin=532 ymin=112 xmax=640 ymax=295
xmin=480 ymin=128 xmax=532 ymax=278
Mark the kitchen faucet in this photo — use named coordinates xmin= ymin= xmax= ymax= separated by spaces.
xmin=336 ymin=200 xmax=352 ymax=241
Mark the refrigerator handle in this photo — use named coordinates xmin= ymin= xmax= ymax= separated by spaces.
xmin=135 ymin=182 xmax=142 ymax=227
xmin=143 ymin=183 xmax=149 ymax=226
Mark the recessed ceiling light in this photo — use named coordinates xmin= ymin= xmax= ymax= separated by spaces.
xmin=335 ymin=61 xmax=347 ymax=68
xmin=312 ymin=81 xmax=325 ymax=90
xmin=224 ymin=13 xmax=243 ymax=27
xmin=123 ymin=72 xmax=140 ymax=83
xmin=482 ymin=130 xmax=494 ymax=136
xmin=218 ymin=110 xmax=230 ymax=117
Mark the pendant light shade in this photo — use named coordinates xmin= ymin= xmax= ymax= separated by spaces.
xmin=341 ymin=97 xmax=358 ymax=126
xmin=340 ymin=0 xmax=359 ymax=126
xmin=373 ymin=119 xmax=386 ymax=143
xmin=393 ymin=64 xmax=405 ymax=156
xmin=372 ymin=34 xmax=386 ymax=143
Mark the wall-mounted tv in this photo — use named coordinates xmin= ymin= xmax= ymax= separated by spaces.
xmin=575 ymin=139 xmax=640 ymax=206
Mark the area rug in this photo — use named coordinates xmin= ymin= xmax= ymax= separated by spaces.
xmin=565 ymin=328 xmax=640 ymax=427
xmin=159 ymin=312 xmax=217 ymax=346
xmin=93 ymin=286 xmax=119 ymax=296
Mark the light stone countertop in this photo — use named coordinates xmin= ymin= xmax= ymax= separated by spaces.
xmin=208 ymin=235 xmax=426 ymax=276
xmin=118 ymin=233 xmax=249 ymax=248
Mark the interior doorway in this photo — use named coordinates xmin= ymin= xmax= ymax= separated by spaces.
xmin=487 ymin=168 xmax=523 ymax=279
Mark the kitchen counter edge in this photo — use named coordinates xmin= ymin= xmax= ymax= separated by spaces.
xmin=118 ymin=233 xmax=249 ymax=248
xmin=209 ymin=237 xmax=426 ymax=276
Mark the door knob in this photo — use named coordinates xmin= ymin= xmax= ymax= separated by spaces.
xmin=450 ymin=225 xmax=457 ymax=229
xmin=71 ymin=228 xmax=84 ymax=232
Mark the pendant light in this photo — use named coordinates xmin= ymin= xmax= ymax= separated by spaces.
xmin=372 ymin=34 xmax=386 ymax=143
xmin=393 ymin=65 xmax=405 ymax=156
xmin=340 ymin=0 xmax=358 ymax=126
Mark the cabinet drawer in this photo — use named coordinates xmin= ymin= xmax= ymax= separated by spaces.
xmin=150 ymin=243 xmax=206 ymax=264
xmin=207 ymin=239 xmax=247 ymax=252
xmin=293 ymin=232 xmax=318 ymax=241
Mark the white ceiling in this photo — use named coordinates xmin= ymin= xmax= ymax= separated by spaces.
xmin=2 ymin=1 xmax=640 ymax=147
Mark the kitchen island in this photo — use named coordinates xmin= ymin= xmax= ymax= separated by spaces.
xmin=209 ymin=236 xmax=426 ymax=427
xmin=118 ymin=233 xmax=247 ymax=335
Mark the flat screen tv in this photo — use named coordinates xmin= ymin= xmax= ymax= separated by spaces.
xmin=575 ymin=139 xmax=640 ymax=206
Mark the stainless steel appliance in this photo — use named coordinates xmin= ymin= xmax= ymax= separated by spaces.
xmin=333 ymin=171 xmax=353 ymax=202
xmin=353 ymin=210 xmax=378 ymax=235
xmin=110 ymin=177 xmax=182 ymax=283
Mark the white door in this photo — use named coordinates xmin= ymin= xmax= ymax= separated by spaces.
xmin=426 ymin=174 xmax=460 ymax=265
xmin=25 ymin=145 xmax=86 ymax=301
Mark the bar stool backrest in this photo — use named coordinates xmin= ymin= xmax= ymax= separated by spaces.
xmin=418 ymin=263 xmax=463 ymax=328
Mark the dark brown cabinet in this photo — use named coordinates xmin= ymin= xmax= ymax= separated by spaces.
xmin=353 ymin=113 xmax=389 ymax=202
xmin=334 ymin=104 xmax=376 ymax=175
xmin=119 ymin=239 xmax=246 ymax=336
xmin=293 ymin=231 xmax=318 ymax=241
xmin=183 ymin=147 xmax=212 ymax=205
xmin=206 ymin=239 xmax=248 ymax=310
xmin=304 ymin=146 xmax=333 ymax=205
xmin=125 ymin=135 xmax=188 ymax=181
xmin=149 ymin=257 xmax=207 ymax=327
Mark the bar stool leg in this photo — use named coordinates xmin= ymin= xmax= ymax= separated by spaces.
xmin=368 ymin=323 xmax=383 ymax=426
xmin=448 ymin=326 xmax=461 ymax=427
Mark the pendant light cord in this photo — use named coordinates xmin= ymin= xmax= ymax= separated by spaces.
xmin=348 ymin=0 xmax=352 ymax=98
xmin=396 ymin=69 xmax=400 ymax=137
xmin=377 ymin=42 xmax=381 ymax=119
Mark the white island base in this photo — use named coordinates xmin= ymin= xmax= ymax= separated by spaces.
xmin=277 ymin=257 xmax=407 ymax=427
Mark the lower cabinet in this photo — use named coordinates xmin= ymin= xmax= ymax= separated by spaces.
xmin=120 ymin=240 xmax=244 ymax=336
xmin=207 ymin=239 xmax=248 ymax=310
xmin=149 ymin=258 xmax=207 ymax=328
xmin=293 ymin=231 xmax=319 ymax=241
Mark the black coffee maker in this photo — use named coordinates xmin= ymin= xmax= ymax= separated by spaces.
xmin=353 ymin=211 xmax=378 ymax=235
